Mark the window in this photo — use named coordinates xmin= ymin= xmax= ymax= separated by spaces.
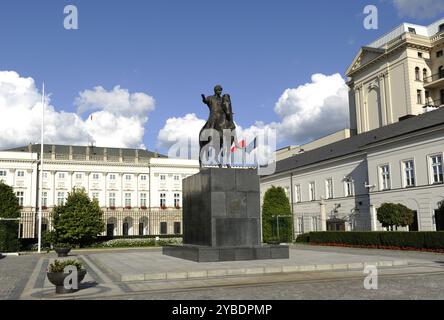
xmin=309 ymin=182 xmax=316 ymax=201
xmin=174 ymin=193 xmax=180 ymax=207
xmin=403 ymin=160 xmax=415 ymax=187
xmin=326 ymin=178 xmax=333 ymax=199
xmin=109 ymin=174 xmax=116 ymax=180
xmin=345 ymin=178 xmax=354 ymax=196
xmin=160 ymin=222 xmax=167 ymax=235
xmin=140 ymin=193 xmax=147 ymax=207
xmin=57 ymin=192 xmax=65 ymax=206
xmin=140 ymin=175 xmax=147 ymax=181
xmin=174 ymin=175 xmax=180 ymax=181
xmin=440 ymin=23 xmax=444 ymax=33
xmin=160 ymin=193 xmax=166 ymax=207
xmin=423 ymin=68 xmax=427 ymax=81
xmin=16 ymin=191 xmax=24 ymax=206
xmin=311 ymin=216 xmax=318 ymax=231
xmin=437 ymin=50 xmax=443 ymax=58
xmin=75 ymin=173 xmax=82 ymax=180
xmin=17 ymin=171 xmax=24 ymax=177
xmin=298 ymin=217 xmax=304 ymax=234
xmin=58 ymin=172 xmax=65 ymax=179
xmin=418 ymin=52 xmax=423 ymax=58
xmin=109 ymin=193 xmax=116 ymax=207
xmin=160 ymin=174 xmax=166 ymax=181
xmin=295 ymin=185 xmax=301 ymax=203
xmin=430 ymin=154 xmax=443 ymax=184
xmin=125 ymin=193 xmax=132 ymax=207
xmin=42 ymin=172 xmax=48 ymax=179
xmin=417 ymin=90 xmax=422 ymax=104
xmin=174 ymin=222 xmax=181 ymax=234
xmin=408 ymin=27 xmax=416 ymax=34
xmin=92 ymin=192 xmax=99 ymax=200
xmin=415 ymin=67 xmax=420 ymax=80
xmin=0 ymin=170 xmax=7 ymax=176
xmin=380 ymin=165 xmax=391 ymax=190
xmin=41 ymin=192 xmax=47 ymax=207
xmin=125 ymin=174 xmax=132 ymax=181
xmin=92 ymin=173 xmax=99 ymax=180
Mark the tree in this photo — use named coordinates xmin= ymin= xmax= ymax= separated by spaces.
xmin=0 ymin=182 xmax=21 ymax=252
xmin=377 ymin=203 xmax=414 ymax=231
xmin=436 ymin=200 xmax=444 ymax=231
xmin=262 ymin=186 xmax=293 ymax=243
xmin=52 ymin=188 xmax=105 ymax=247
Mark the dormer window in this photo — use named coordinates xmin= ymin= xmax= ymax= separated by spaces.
xmin=439 ymin=23 xmax=444 ymax=33
xmin=408 ymin=27 xmax=416 ymax=34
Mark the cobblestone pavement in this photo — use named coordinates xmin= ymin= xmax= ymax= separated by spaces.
xmin=0 ymin=254 xmax=39 ymax=300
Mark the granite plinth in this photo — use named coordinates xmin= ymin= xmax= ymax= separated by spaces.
xmin=163 ymin=244 xmax=290 ymax=262
xmin=163 ymin=168 xmax=289 ymax=262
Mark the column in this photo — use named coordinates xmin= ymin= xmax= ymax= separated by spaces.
xmin=355 ymin=86 xmax=363 ymax=133
xmin=320 ymin=201 xmax=327 ymax=231
xmin=379 ymin=73 xmax=388 ymax=126
xmin=370 ymin=205 xmax=377 ymax=231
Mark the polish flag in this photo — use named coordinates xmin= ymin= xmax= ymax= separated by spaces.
xmin=231 ymin=140 xmax=246 ymax=152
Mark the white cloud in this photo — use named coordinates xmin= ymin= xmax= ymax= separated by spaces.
xmin=392 ymin=0 xmax=444 ymax=19
xmin=274 ymin=73 xmax=349 ymax=145
xmin=0 ymin=71 xmax=155 ymax=149
xmin=157 ymin=73 xmax=349 ymax=160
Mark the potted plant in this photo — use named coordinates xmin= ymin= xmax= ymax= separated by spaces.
xmin=47 ymin=259 xmax=87 ymax=294
xmin=266 ymin=236 xmax=281 ymax=245
xmin=161 ymin=205 xmax=167 ymax=210
xmin=54 ymin=243 xmax=72 ymax=257
xmin=125 ymin=205 xmax=132 ymax=209
xmin=140 ymin=205 xmax=147 ymax=210
xmin=109 ymin=206 xmax=116 ymax=210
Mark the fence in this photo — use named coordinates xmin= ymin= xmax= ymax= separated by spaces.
xmin=18 ymin=209 xmax=183 ymax=239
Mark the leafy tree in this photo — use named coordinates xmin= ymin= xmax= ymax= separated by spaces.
xmin=262 ymin=186 xmax=293 ymax=243
xmin=0 ymin=182 xmax=21 ymax=252
xmin=436 ymin=200 xmax=444 ymax=231
xmin=377 ymin=203 xmax=414 ymax=231
xmin=52 ymin=188 xmax=105 ymax=247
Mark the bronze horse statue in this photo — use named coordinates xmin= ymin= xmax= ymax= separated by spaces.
xmin=199 ymin=85 xmax=239 ymax=167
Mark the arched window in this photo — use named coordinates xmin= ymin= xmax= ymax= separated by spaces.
xmin=423 ymin=68 xmax=427 ymax=81
xmin=439 ymin=66 xmax=444 ymax=79
xmin=415 ymin=67 xmax=420 ymax=80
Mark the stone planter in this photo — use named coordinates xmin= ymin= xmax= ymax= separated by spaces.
xmin=47 ymin=269 xmax=87 ymax=294
xmin=54 ymin=247 xmax=71 ymax=257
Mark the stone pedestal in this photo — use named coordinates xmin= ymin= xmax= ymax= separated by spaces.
xmin=163 ymin=168 xmax=289 ymax=262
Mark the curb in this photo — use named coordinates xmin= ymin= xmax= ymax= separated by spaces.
xmin=117 ymin=259 xmax=409 ymax=282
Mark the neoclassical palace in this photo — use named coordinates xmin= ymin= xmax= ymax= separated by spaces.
xmin=0 ymin=144 xmax=199 ymax=238
xmin=260 ymin=17 xmax=444 ymax=235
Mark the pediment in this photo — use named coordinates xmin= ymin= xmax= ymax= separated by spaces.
xmin=346 ymin=47 xmax=385 ymax=76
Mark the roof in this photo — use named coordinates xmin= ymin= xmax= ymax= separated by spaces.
xmin=273 ymin=107 xmax=444 ymax=175
xmin=5 ymin=144 xmax=167 ymax=159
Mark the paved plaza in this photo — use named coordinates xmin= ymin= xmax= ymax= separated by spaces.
xmin=1 ymin=245 xmax=444 ymax=300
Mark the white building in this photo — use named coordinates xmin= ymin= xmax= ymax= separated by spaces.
xmin=261 ymin=17 xmax=444 ymax=236
xmin=0 ymin=144 xmax=199 ymax=238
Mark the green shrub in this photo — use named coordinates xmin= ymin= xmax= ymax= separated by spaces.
xmin=0 ymin=182 xmax=21 ymax=252
xmin=48 ymin=259 xmax=83 ymax=273
xmin=377 ymin=203 xmax=414 ymax=231
xmin=305 ymin=231 xmax=444 ymax=249
xmin=87 ymin=237 xmax=182 ymax=248
xmin=262 ymin=186 xmax=293 ymax=243
xmin=295 ymin=233 xmax=310 ymax=243
xmin=52 ymin=188 xmax=105 ymax=247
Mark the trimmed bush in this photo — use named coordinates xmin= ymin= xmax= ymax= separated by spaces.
xmin=262 ymin=186 xmax=293 ymax=243
xmin=377 ymin=203 xmax=414 ymax=231
xmin=295 ymin=233 xmax=310 ymax=243
xmin=0 ymin=182 xmax=21 ymax=252
xmin=305 ymin=231 xmax=444 ymax=250
xmin=87 ymin=237 xmax=182 ymax=248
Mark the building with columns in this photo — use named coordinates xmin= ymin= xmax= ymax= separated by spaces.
xmin=261 ymin=17 xmax=444 ymax=236
xmin=346 ymin=17 xmax=444 ymax=135
xmin=0 ymin=144 xmax=199 ymax=238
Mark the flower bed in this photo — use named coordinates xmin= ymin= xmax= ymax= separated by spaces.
xmin=87 ymin=237 xmax=182 ymax=248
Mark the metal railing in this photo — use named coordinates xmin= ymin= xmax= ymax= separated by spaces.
xmin=424 ymin=70 xmax=444 ymax=84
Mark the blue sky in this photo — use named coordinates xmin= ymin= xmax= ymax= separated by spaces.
xmin=1 ymin=0 xmax=444 ymax=154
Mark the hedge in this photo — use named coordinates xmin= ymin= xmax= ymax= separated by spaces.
xmin=295 ymin=232 xmax=444 ymax=250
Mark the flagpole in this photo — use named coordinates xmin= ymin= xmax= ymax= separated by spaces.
xmin=37 ymin=83 xmax=44 ymax=253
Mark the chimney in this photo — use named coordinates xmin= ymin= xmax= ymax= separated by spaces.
xmin=27 ymin=143 xmax=32 ymax=153
xmin=51 ymin=145 xmax=56 ymax=160
xmin=135 ymin=149 xmax=139 ymax=164
xmin=69 ymin=146 xmax=73 ymax=160
xmin=86 ymin=145 xmax=90 ymax=160
xmin=104 ymin=148 xmax=108 ymax=161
